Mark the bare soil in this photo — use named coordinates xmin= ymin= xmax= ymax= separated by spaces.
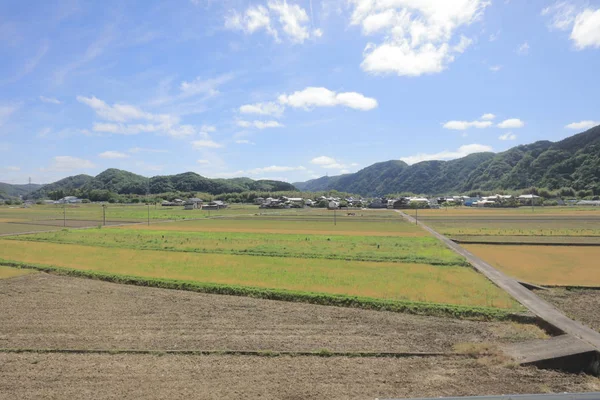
xmin=538 ymin=288 xmax=600 ymax=333
xmin=1 ymin=353 xmax=598 ymax=399
xmin=0 ymin=273 xmax=544 ymax=352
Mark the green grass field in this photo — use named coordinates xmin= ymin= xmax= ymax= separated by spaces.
xmin=8 ymin=228 xmax=466 ymax=265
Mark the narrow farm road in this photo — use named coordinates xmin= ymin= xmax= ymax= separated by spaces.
xmin=395 ymin=210 xmax=600 ymax=353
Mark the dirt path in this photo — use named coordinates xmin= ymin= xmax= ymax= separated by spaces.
xmin=0 ymin=273 xmax=545 ymax=352
xmin=1 ymin=353 xmax=598 ymax=399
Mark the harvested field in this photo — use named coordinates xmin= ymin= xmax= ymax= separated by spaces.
xmin=0 ymin=222 xmax=61 ymax=235
xmin=10 ymin=228 xmax=465 ymax=265
xmin=0 ymin=240 xmax=519 ymax=308
xmin=537 ymin=288 xmax=600 ymax=333
xmin=452 ymin=235 xmax=600 ymax=245
xmin=0 ymin=273 xmax=545 ymax=352
xmin=0 ymin=265 xmax=35 ymax=279
xmin=1 ymin=353 xmax=598 ymax=399
xmin=463 ymin=244 xmax=600 ymax=286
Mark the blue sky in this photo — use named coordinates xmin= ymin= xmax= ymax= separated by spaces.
xmin=1 ymin=0 xmax=600 ymax=184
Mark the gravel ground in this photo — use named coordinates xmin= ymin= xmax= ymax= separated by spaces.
xmin=1 ymin=353 xmax=598 ymax=399
xmin=538 ymin=288 xmax=600 ymax=332
xmin=0 ymin=273 xmax=545 ymax=352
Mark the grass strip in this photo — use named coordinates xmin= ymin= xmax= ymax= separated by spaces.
xmin=0 ymin=258 xmax=531 ymax=323
xmin=0 ymin=348 xmax=458 ymax=358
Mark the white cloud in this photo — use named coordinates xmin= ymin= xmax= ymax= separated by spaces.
xmin=542 ymin=2 xmax=578 ymax=31
xmin=247 ymin=165 xmax=306 ymax=174
xmin=236 ymin=120 xmax=284 ymax=129
xmin=443 ymin=120 xmax=493 ymax=130
xmin=179 ymin=73 xmax=234 ymax=98
xmin=3 ymin=166 xmax=20 ymax=171
xmin=197 ymin=159 xmax=210 ymax=165
xmin=239 ymin=102 xmax=285 ymax=117
xmin=489 ymin=65 xmax=502 ymax=72
xmin=517 ymin=41 xmax=530 ymax=55
xmin=565 ymin=120 xmax=599 ymax=130
xmin=92 ymin=122 xmax=162 ymax=135
xmin=278 ymin=87 xmax=378 ymax=110
xmin=310 ymin=156 xmax=354 ymax=170
xmin=225 ymin=0 xmax=319 ymax=43
xmin=311 ymin=156 xmax=337 ymax=165
xmin=497 ymin=118 xmax=524 ymax=128
xmin=400 ymin=144 xmax=493 ymax=165
xmin=350 ymin=0 xmax=490 ymax=76
xmin=77 ymin=95 xmax=174 ymax=124
xmin=235 ymin=139 xmax=255 ymax=145
xmin=480 ymin=113 xmax=496 ymax=120
xmin=45 ymin=156 xmax=96 ymax=172
xmin=489 ymin=30 xmax=500 ymax=42
xmin=39 ymin=96 xmax=62 ymax=104
xmin=191 ymin=139 xmax=224 ymax=149
xmin=99 ymin=151 xmax=129 ymax=159
xmin=571 ymin=9 xmax=600 ymax=49
xmin=499 ymin=132 xmax=517 ymax=140
xmin=542 ymin=3 xmax=600 ymax=49
xmin=200 ymin=124 xmax=217 ymax=133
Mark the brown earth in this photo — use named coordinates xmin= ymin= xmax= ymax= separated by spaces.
xmin=0 ymin=273 xmax=545 ymax=352
xmin=537 ymin=288 xmax=600 ymax=333
xmin=1 ymin=353 xmax=598 ymax=399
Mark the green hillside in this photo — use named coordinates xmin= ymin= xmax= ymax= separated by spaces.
xmin=28 ymin=169 xmax=296 ymax=199
xmin=0 ymin=182 xmax=43 ymax=199
xmin=294 ymin=125 xmax=600 ymax=196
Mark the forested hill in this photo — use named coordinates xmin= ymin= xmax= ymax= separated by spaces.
xmin=0 ymin=182 xmax=43 ymax=199
xmin=294 ymin=125 xmax=600 ymax=196
xmin=29 ymin=168 xmax=296 ymax=199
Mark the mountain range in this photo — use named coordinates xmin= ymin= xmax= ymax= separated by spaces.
xmin=294 ymin=125 xmax=600 ymax=196
xmin=2 ymin=125 xmax=599 ymax=199
xmin=1 ymin=169 xmax=296 ymax=199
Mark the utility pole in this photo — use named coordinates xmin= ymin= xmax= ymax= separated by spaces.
xmin=334 ymin=208 xmax=337 ymax=226
xmin=102 ymin=205 xmax=106 ymax=226
xmin=63 ymin=204 xmax=66 ymax=227
xmin=147 ymin=203 xmax=150 ymax=226
xmin=415 ymin=206 xmax=418 ymax=225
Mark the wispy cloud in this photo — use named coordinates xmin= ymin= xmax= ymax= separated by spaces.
xmin=39 ymin=96 xmax=62 ymax=104
xmin=1 ymin=41 xmax=49 ymax=85
xmin=400 ymin=144 xmax=494 ymax=165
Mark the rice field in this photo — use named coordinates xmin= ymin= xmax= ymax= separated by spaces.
xmin=7 ymin=228 xmax=465 ymax=265
xmin=463 ymin=244 xmax=600 ymax=287
xmin=0 ymin=209 xmax=521 ymax=311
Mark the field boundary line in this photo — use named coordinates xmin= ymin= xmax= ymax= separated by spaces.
xmin=0 ymin=259 xmax=532 ymax=322
xmin=396 ymin=210 xmax=600 ymax=353
xmin=0 ymin=348 xmax=459 ymax=358
xmin=451 ymin=239 xmax=600 ymax=247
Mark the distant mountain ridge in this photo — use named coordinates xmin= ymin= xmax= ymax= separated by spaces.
xmin=0 ymin=182 xmax=43 ymax=199
xmin=28 ymin=169 xmax=296 ymax=199
xmin=294 ymin=125 xmax=600 ymax=196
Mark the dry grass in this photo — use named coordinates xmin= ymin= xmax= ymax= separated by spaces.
xmin=0 ymin=240 xmax=519 ymax=308
xmin=0 ymin=265 xmax=35 ymax=279
xmin=463 ymin=244 xmax=600 ymax=286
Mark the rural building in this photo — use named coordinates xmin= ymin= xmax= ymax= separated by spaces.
xmin=577 ymin=200 xmax=600 ymax=206
xmin=55 ymin=196 xmax=82 ymax=204
xmin=254 ymin=197 xmax=265 ymax=205
xmin=202 ymin=200 xmax=228 ymax=210
xmin=368 ymin=198 xmax=387 ymax=209
xmin=518 ymin=194 xmax=541 ymax=205
xmin=328 ymin=200 xmax=339 ymax=209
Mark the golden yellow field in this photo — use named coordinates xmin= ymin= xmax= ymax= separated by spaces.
xmin=0 ymin=265 xmax=36 ymax=279
xmin=463 ymin=244 xmax=600 ymax=287
xmin=0 ymin=240 xmax=518 ymax=309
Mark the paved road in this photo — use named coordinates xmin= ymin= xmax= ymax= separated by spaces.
xmin=396 ymin=210 xmax=600 ymax=353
